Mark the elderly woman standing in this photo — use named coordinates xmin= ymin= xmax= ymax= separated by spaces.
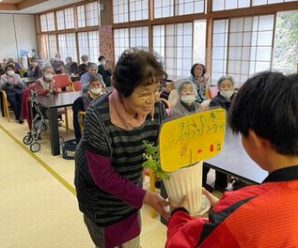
xmin=0 ymin=64 xmax=25 ymax=123
xmin=75 ymin=49 xmax=169 ymax=248
xmin=171 ymin=79 xmax=202 ymax=117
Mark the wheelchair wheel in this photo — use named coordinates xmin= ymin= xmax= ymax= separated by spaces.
xmin=23 ymin=134 xmax=33 ymax=145
xmin=30 ymin=142 xmax=41 ymax=153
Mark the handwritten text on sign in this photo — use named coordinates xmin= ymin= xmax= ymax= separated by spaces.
xmin=159 ymin=108 xmax=226 ymax=172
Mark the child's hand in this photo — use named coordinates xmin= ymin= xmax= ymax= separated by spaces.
xmin=169 ymin=195 xmax=189 ymax=212
xmin=202 ymin=187 xmax=219 ymax=207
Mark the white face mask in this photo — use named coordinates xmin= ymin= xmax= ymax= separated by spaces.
xmin=7 ymin=71 xmax=15 ymax=76
xmin=220 ymin=90 xmax=234 ymax=99
xmin=45 ymin=74 xmax=54 ymax=80
xmin=90 ymin=87 xmax=102 ymax=96
xmin=181 ymin=95 xmax=196 ymax=105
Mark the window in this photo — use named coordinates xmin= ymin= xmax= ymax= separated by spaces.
xmin=77 ymin=5 xmax=86 ymax=28
xmin=65 ymin=8 xmax=75 ymax=29
xmin=86 ymin=2 xmax=99 ymax=26
xmin=78 ymin=31 xmax=99 ymax=63
xmin=58 ymin=33 xmax=77 ymax=62
xmin=193 ymin=20 xmax=207 ymax=66
xmin=129 ymin=0 xmax=149 ymax=21
xmin=47 ymin=35 xmax=58 ymax=59
xmin=40 ymin=12 xmax=55 ymax=32
xmin=211 ymin=20 xmax=228 ymax=85
xmin=154 ymin=0 xmax=205 ymax=18
xmin=211 ymin=15 xmax=274 ymax=86
xmin=113 ymin=0 xmax=129 ymax=23
xmin=213 ymin=0 xmax=250 ymax=11
xmin=154 ymin=0 xmax=174 ymax=18
xmin=113 ymin=29 xmax=129 ymax=62
xmin=46 ymin=12 xmax=55 ymax=31
xmin=40 ymin=14 xmax=48 ymax=32
xmin=130 ymin=27 xmax=149 ymax=49
xmin=113 ymin=0 xmax=149 ymax=23
xmin=55 ymin=8 xmax=75 ymax=31
xmin=56 ymin=10 xmax=65 ymax=30
xmin=113 ymin=27 xmax=149 ymax=62
xmin=153 ymin=25 xmax=165 ymax=60
xmin=77 ymin=2 xmax=99 ymax=28
xmin=253 ymin=0 xmax=298 ymax=6
xmin=153 ymin=23 xmax=194 ymax=78
xmin=175 ymin=0 xmax=205 ymax=15
xmin=272 ymin=10 xmax=298 ymax=74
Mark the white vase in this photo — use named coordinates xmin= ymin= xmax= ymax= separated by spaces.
xmin=163 ymin=161 xmax=203 ymax=216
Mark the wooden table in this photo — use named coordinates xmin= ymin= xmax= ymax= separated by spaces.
xmin=22 ymin=77 xmax=37 ymax=86
xmin=36 ymin=91 xmax=81 ymax=156
xmin=205 ymin=127 xmax=268 ymax=184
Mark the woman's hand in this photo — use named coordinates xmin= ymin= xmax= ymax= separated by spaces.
xmin=143 ymin=191 xmax=169 ymax=219
xmin=202 ymin=187 xmax=219 ymax=207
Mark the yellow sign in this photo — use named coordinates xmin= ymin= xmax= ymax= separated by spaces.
xmin=159 ymin=108 xmax=226 ymax=172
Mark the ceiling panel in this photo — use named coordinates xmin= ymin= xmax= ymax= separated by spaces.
xmin=0 ymin=0 xmax=85 ymax=14
xmin=0 ymin=0 xmax=23 ymax=3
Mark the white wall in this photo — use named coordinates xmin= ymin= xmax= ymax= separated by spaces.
xmin=0 ymin=14 xmax=37 ymax=63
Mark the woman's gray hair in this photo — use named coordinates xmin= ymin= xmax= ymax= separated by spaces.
xmin=88 ymin=63 xmax=98 ymax=70
xmin=42 ymin=65 xmax=54 ymax=74
xmin=217 ymin=75 xmax=235 ymax=87
xmin=81 ymin=55 xmax=88 ymax=62
xmin=176 ymin=79 xmax=197 ymax=96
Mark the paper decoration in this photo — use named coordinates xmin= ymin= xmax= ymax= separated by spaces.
xmin=159 ymin=108 xmax=226 ymax=172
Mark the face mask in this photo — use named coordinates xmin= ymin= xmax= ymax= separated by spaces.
xmin=220 ymin=90 xmax=234 ymax=99
xmin=45 ymin=74 xmax=53 ymax=80
xmin=7 ymin=71 xmax=15 ymax=76
xmin=90 ymin=87 xmax=102 ymax=96
xmin=181 ymin=95 xmax=196 ymax=105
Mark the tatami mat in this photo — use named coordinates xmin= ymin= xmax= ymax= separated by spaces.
xmin=0 ymin=115 xmax=167 ymax=248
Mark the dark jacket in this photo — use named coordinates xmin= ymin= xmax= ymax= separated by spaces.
xmin=209 ymin=92 xmax=235 ymax=111
xmin=98 ymin=64 xmax=112 ymax=87
xmin=66 ymin=62 xmax=79 ymax=75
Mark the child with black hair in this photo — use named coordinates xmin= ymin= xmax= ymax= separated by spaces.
xmin=166 ymin=71 xmax=298 ymax=247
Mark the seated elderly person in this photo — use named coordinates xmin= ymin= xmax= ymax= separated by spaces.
xmin=72 ymin=75 xmax=105 ymax=143
xmin=171 ymin=79 xmax=202 ymax=118
xmin=80 ymin=63 xmax=105 ymax=91
xmin=51 ymin=53 xmax=65 ymax=74
xmin=25 ymin=58 xmax=42 ymax=78
xmin=35 ymin=65 xmax=58 ymax=96
xmin=65 ymin=56 xmax=79 ymax=76
xmin=0 ymin=64 xmax=25 ymax=123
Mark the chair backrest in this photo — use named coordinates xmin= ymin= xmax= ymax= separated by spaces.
xmin=78 ymin=111 xmax=86 ymax=132
xmin=53 ymin=74 xmax=71 ymax=90
xmin=0 ymin=90 xmax=10 ymax=121
xmin=72 ymin=81 xmax=82 ymax=91
xmin=208 ymin=86 xmax=219 ymax=99
xmin=27 ymin=82 xmax=36 ymax=91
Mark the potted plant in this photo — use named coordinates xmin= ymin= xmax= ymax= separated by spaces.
xmin=143 ymin=141 xmax=206 ymax=216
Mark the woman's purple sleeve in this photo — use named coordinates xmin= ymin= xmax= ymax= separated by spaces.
xmin=86 ymin=150 xmax=147 ymax=209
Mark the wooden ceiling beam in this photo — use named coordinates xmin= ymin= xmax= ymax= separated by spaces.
xmin=0 ymin=3 xmax=17 ymax=11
